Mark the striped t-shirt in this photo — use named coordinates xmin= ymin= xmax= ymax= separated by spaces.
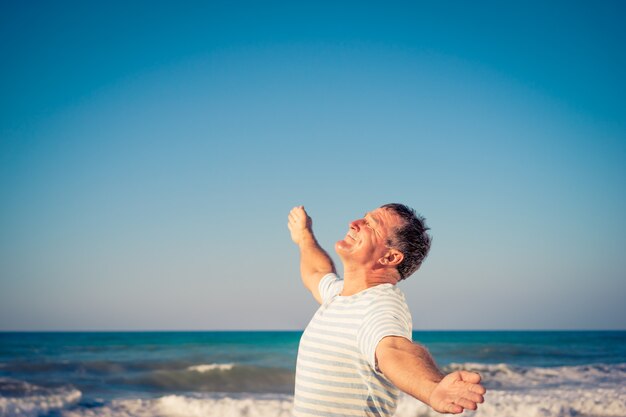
xmin=293 ymin=273 xmax=413 ymax=417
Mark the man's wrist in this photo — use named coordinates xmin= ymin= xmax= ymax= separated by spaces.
xmin=425 ymin=376 xmax=443 ymax=407
xmin=298 ymin=231 xmax=317 ymax=247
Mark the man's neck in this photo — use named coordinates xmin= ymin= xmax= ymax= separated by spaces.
xmin=340 ymin=267 xmax=399 ymax=296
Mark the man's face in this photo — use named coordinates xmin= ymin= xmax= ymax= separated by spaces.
xmin=335 ymin=207 xmax=404 ymax=265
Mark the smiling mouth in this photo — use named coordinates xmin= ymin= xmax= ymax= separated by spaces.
xmin=347 ymin=232 xmax=357 ymax=241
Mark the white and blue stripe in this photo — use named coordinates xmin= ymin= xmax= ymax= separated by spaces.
xmin=293 ymin=273 xmax=412 ymax=417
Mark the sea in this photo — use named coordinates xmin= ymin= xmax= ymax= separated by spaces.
xmin=0 ymin=331 xmax=624 ymax=417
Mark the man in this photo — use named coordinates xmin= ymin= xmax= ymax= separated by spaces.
xmin=288 ymin=204 xmax=485 ymax=416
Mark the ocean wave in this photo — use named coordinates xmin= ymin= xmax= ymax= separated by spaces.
xmin=43 ymin=388 xmax=626 ymax=417
xmin=0 ymin=378 xmax=81 ymax=417
xmin=446 ymin=362 xmax=626 ymax=390
xmin=396 ymin=387 xmax=626 ymax=417
xmin=2 ymin=360 xmax=190 ymax=374
xmin=187 ymin=363 xmax=235 ymax=372
xmin=60 ymin=394 xmax=294 ymax=417
xmin=3 ymin=363 xmax=626 ymax=417
xmin=119 ymin=364 xmax=295 ymax=393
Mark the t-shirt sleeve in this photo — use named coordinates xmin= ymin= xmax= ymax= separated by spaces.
xmin=356 ymin=292 xmax=413 ymax=374
xmin=317 ymin=273 xmax=344 ymax=303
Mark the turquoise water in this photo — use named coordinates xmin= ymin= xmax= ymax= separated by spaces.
xmin=1 ymin=331 xmax=625 ymax=416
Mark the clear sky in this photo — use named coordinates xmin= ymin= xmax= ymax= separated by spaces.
xmin=1 ymin=1 xmax=625 ymax=330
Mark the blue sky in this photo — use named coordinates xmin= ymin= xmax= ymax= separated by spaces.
xmin=1 ymin=1 xmax=625 ymax=330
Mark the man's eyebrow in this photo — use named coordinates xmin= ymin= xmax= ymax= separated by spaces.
xmin=365 ymin=213 xmax=380 ymax=225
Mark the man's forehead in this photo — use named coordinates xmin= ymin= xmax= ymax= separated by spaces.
xmin=367 ymin=207 xmax=400 ymax=224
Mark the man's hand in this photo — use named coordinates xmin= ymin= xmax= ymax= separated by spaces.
xmin=428 ymin=371 xmax=486 ymax=414
xmin=288 ymin=206 xmax=313 ymax=245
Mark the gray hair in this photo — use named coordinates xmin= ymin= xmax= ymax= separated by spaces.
xmin=381 ymin=203 xmax=432 ymax=280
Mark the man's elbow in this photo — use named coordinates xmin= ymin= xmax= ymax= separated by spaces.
xmin=376 ymin=338 xmax=433 ymax=372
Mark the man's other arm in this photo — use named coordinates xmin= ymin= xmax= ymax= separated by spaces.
xmin=376 ymin=336 xmax=485 ymax=414
xmin=288 ymin=206 xmax=336 ymax=304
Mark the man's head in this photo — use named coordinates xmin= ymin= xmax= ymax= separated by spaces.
xmin=380 ymin=203 xmax=431 ymax=280
xmin=335 ymin=204 xmax=431 ymax=281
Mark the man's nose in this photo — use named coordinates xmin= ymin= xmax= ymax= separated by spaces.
xmin=349 ymin=220 xmax=361 ymax=230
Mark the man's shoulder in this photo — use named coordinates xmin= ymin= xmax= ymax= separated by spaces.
xmin=319 ymin=273 xmax=344 ymax=303
xmin=362 ymin=283 xmax=409 ymax=310
xmin=372 ymin=282 xmax=407 ymax=298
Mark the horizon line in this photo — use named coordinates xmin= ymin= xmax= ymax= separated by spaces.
xmin=1 ymin=328 xmax=625 ymax=333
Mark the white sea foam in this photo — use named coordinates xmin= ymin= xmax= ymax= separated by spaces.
xmin=53 ymin=387 xmax=626 ymax=417
xmin=187 ymin=363 xmax=235 ymax=372
xmin=0 ymin=378 xmax=81 ymax=417
xmin=3 ymin=363 xmax=626 ymax=417
xmin=447 ymin=362 xmax=626 ymax=389
xmin=396 ymin=386 xmax=626 ymax=417
xmin=60 ymin=394 xmax=294 ymax=417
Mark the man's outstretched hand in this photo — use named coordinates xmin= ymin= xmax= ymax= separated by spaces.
xmin=428 ymin=371 xmax=486 ymax=414
xmin=288 ymin=206 xmax=313 ymax=245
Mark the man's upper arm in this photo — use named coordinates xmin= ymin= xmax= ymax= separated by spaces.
xmin=304 ymin=272 xmax=329 ymax=304
xmin=309 ymin=273 xmax=341 ymax=304
xmin=375 ymin=335 xmax=415 ymax=375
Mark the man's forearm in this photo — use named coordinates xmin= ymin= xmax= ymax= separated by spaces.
xmin=378 ymin=337 xmax=486 ymax=414
xmin=298 ymin=233 xmax=336 ymax=284
xmin=288 ymin=205 xmax=336 ymax=303
xmin=377 ymin=339 xmax=444 ymax=405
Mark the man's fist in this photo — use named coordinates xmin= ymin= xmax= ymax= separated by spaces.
xmin=288 ymin=206 xmax=313 ymax=245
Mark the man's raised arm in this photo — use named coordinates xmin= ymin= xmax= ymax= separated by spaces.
xmin=288 ymin=206 xmax=336 ymax=304
xmin=376 ymin=336 xmax=486 ymax=414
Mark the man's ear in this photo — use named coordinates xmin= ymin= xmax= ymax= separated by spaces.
xmin=379 ymin=250 xmax=404 ymax=267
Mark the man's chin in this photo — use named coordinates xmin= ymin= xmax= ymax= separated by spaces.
xmin=335 ymin=239 xmax=352 ymax=253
